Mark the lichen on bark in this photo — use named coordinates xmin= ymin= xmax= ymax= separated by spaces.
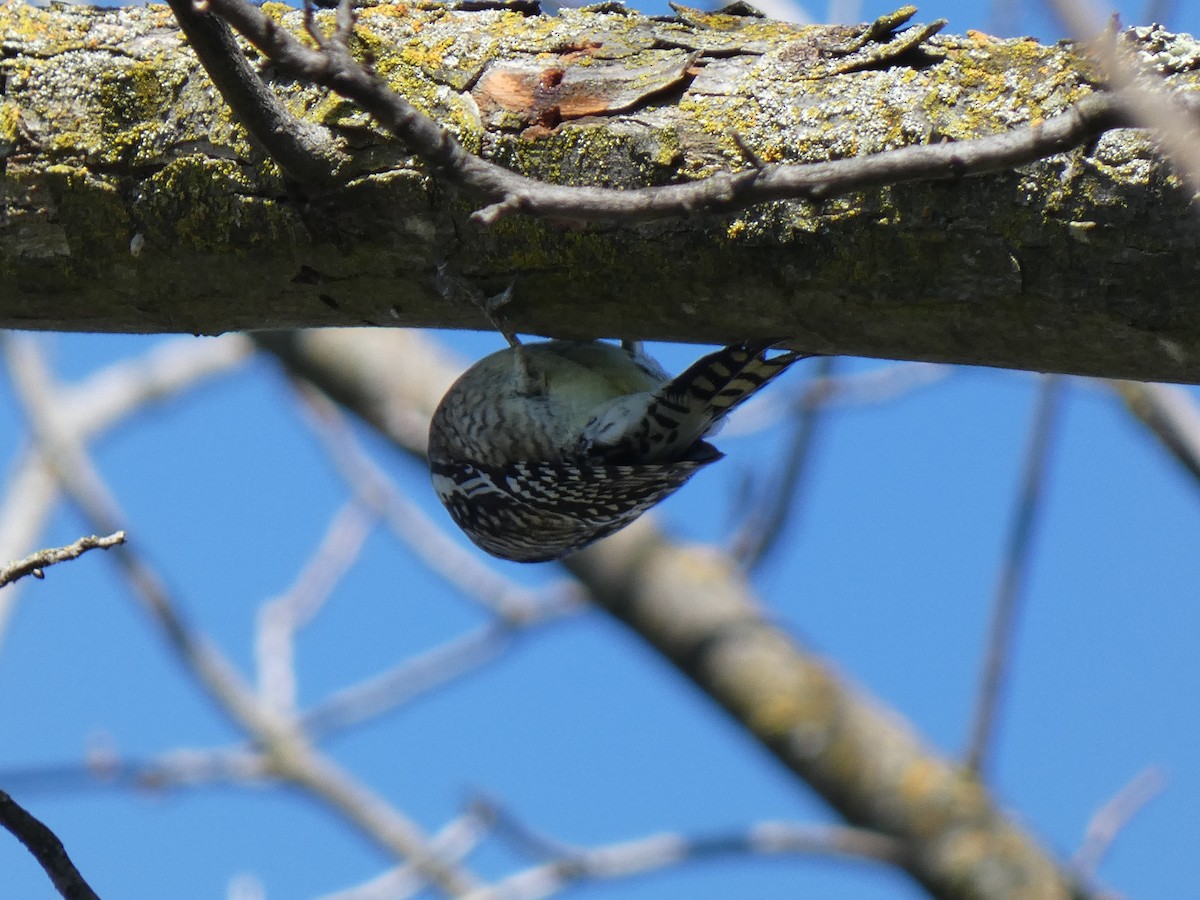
xmin=2 ymin=0 xmax=1200 ymax=383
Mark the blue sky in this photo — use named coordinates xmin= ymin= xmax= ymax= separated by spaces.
xmin=3 ymin=1 xmax=1199 ymax=899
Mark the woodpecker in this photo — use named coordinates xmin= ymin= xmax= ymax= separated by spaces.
xmin=428 ymin=339 xmax=809 ymax=562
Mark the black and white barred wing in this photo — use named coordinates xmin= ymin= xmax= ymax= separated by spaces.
xmin=587 ymin=341 xmax=804 ymax=463
xmin=430 ymin=457 xmax=715 ymax=563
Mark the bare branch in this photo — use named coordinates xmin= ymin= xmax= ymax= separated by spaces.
xmin=319 ymin=809 xmax=495 ymax=900
xmin=0 ymin=746 xmax=270 ymax=795
xmin=163 ymin=0 xmax=348 ymax=183
xmin=256 ymin=499 xmax=378 ymax=712
xmin=301 ymin=608 xmax=578 ymax=742
xmin=1073 ymin=766 xmax=1167 ymax=881
xmin=965 ymin=375 xmax=1065 ymax=776
xmin=463 ymin=806 xmax=907 ymax=900
xmin=0 ymin=532 xmax=126 ymax=589
xmin=732 ymin=355 xmax=837 ymax=568
xmin=1114 ymin=380 xmax=1200 ymax=487
xmin=0 ymin=787 xmax=101 ymax=900
xmin=0 ymin=336 xmax=249 ymax=571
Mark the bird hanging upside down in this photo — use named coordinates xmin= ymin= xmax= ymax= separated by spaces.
xmin=428 ymin=338 xmax=811 ymax=562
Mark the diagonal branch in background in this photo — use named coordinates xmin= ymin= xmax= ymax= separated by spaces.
xmin=319 ymin=809 xmax=495 ymax=900
xmin=1115 ymin=380 xmax=1200 ymax=484
xmin=256 ymin=498 xmax=378 ymax=712
xmin=0 ymin=334 xmax=481 ymax=898
xmin=964 ymin=375 xmax=1064 ymax=776
xmin=0 ymin=335 xmax=252 ymax=649
xmin=260 ymin=328 xmax=1093 ymax=900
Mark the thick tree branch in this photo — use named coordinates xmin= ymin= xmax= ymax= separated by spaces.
xmin=4 ymin=3 xmax=1200 ymax=382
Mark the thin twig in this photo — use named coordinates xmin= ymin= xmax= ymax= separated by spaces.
xmin=1113 ymin=380 xmax=1200 ymax=488
xmin=964 ymin=375 xmax=1065 ymax=776
xmin=319 ymin=808 xmax=496 ymax=900
xmin=0 ymin=532 xmax=126 ymax=589
xmin=461 ymin=813 xmax=907 ymax=900
xmin=300 ymin=610 xmax=576 ymax=741
xmin=256 ymin=499 xmax=378 ymax=712
xmin=733 ymin=356 xmax=836 ymax=568
xmin=0 ymin=747 xmax=270 ymax=795
xmin=202 ymin=0 xmax=1137 ymax=225
xmin=0 ymin=787 xmax=101 ymax=900
xmin=1073 ymin=766 xmax=1167 ymax=880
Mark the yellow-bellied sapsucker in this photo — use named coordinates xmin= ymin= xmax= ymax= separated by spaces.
xmin=428 ymin=339 xmax=808 ymax=562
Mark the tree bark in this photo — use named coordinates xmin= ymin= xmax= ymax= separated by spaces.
xmin=2 ymin=0 xmax=1199 ymax=382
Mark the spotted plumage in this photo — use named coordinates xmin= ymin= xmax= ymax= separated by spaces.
xmin=428 ymin=339 xmax=808 ymax=562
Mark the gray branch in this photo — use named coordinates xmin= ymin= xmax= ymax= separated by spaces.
xmin=0 ymin=532 xmax=126 ymax=589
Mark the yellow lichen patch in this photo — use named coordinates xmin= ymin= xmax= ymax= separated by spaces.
xmin=400 ymin=33 xmax=458 ymax=71
xmin=135 ymin=156 xmax=296 ymax=253
xmin=0 ymin=1 xmax=89 ymax=55
xmin=311 ymin=92 xmax=373 ymax=130
xmin=95 ymin=59 xmax=170 ymax=132
xmin=258 ymin=2 xmax=294 ymax=21
xmin=359 ymin=2 xmax=411 ymax=19
xmin=0 ymin=102 xmax=22 ymax=153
